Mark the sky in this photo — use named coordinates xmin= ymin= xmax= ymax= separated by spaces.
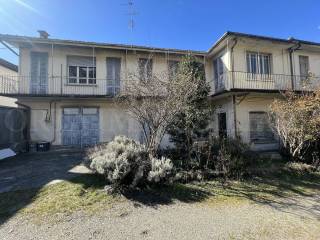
xmin=1 ymin=0 xmax=320 ymax=64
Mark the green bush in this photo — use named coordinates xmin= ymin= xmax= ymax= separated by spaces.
xmin=210 ymin=137 xmax=255 ymax=179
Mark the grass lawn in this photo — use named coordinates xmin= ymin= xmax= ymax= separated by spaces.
xmin=0 ymin=159 xmax=319 ymax=220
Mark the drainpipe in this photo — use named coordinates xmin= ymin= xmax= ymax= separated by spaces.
xmin=15 ymin=101 xmax=31 ymax=149
xmin=230 ymin=38 xmax=238 ymax=138
xmin=232 ymin=95 xmax=238 ymax=139
xmin=288 ymin=42 xmax=301 ymax=90
xmin=230 ymin=37 xmax=238 ymax=89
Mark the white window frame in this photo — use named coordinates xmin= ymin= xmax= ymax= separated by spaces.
xmin=68 ymin=65 xmax=96 ymax=85
xmin=246 ymin=52 xmax=272 ymax=75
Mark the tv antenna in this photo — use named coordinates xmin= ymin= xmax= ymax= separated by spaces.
xmin=121 ymin=0 xmax=138 ymax=33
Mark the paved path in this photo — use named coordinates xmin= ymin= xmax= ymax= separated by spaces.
xmin=0 ymin=147 xmax=91 ymax=193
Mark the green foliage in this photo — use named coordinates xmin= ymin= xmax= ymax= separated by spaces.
xmin=167 ymin=55 xmax=211 ymax=169
xmin=210 ymin=137 xmax=255 ymax=179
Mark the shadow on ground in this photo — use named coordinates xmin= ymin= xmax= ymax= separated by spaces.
xmin=0 ymin=147 xmax=88 ymax=225
xmin=121 ymin=184 xmax=212 ymax=208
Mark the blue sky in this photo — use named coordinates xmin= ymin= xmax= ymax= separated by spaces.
xmin=1 ymin=0 xmax=320 ymax=64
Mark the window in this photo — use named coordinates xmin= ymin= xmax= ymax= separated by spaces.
xmin=82 ymin=107 xmax=98 ymax=115
xmin=106 ymin=57 xmax=121 ymax=96
xmin=67 ymin=56 xmax=96 ymax=84
xmin=213 ymin=56 xmax=226 ymax=90
xmin=246 ymin=52 xmax=271 ymax=75
xmin=63 ymin=108 xmax=80 ymax=115
xmin=299 ymin=56 xmax=309 ymax=80
xmin=68 ymin=66 xmax=96 ymax=84
xmin=138 ymin=58 xmax=153 ymax=82
xmin=249 ymin=112 xmax=275 ymax=143
xmin=168 ymin=60 xmax=179 ymax=80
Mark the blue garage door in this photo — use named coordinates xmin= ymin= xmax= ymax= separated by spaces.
xmin=62 ymin=107 xmax=99 ymax=146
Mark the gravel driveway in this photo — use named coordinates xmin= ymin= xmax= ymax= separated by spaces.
xmin=0 ymin=147 xmax=90 ymax=193
xmin=1 ymin=193 xmax=319 ymax=240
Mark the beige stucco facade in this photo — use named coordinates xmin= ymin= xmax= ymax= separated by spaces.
xmin=1 ymin=32 xmax=320 ymax=150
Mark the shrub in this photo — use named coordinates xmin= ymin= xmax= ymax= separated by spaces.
xmin=284 ymin=162 xmax=317 ymax=174
xmin=88 ymin=136 xmax=174 ymax=188
xmin=147 ymin=156 xmax=174 ymax=183
xmin=88 ymin=136 xmax=149 ymax=188
xmin=210 ymin=137 xmax=255 ymax=179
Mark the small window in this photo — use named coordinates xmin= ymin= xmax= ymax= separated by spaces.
xmin=82 ymin=107 xmax=98 ymax=115
xmin=168 ymin=60 xmax=179 ymax=80
xmin=63 ymin=108 xmax=80 ymax=115
xmin=138 ymin=58 xmax=153 ymax=82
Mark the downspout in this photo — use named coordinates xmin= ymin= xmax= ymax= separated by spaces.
xmin=15 ymin=101 xmax=31 ymax=148
xmin=230 ymin=37 xmax=238 ymax=89
xmin=230 ymin=37 xmax=238 ymax=138
xmin=288 ymin=42 xmax=301 ymax=90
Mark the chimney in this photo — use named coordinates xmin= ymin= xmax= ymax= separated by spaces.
xmin=37 ymin=30 xmax=49 ymax=39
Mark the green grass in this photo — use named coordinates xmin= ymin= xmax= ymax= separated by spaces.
xmin=0 ymin=175 xmax=118 ymax=219
xmin=0 ymin=160 xmax=319 ymax=220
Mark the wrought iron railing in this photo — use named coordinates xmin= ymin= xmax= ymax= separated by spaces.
xmin=0 ymin=75 xmax=120 ymax=96
xmin=212 ymin=71 xmax=320 ymax=93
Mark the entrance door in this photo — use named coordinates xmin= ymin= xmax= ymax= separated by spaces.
xmin=218 ymin=112 xmax=227 ymax=138
xmin=30 ymin=52 xmax=48 ymax=94
xmin=62 ymin=107 xmax=99 ymax=146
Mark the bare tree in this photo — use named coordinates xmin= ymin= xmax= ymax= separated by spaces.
xmin=118 ymin=59 xmax=201 ymax=156
xmin=269 ymin=89 xmax=320 ymax=164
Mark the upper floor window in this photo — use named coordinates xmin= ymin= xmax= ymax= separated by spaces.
xmin=168 ymin=60 xmax=180 ymax=80
xmin=67 ymin=56 xmax=96 ymax=84
xmin=138 ymin=58 xmax=153 ymax=82
xmin=299 ymin=55 xmax=309 ymax=79
xmin=246 ymin=52 xmax=271 ymax=75
xmin=106 ymin=57 xmax=121 ymax=96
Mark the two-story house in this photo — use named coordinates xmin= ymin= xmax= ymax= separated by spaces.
xmin=207 ymin=32 xmax=320 ymax=151
xmin=0 ymin=31 xmax=319 ymax=151
xmin=0 ymin=32 xmax=205 ymax=147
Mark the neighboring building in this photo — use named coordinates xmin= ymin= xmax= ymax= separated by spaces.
xmin=0 ymin=31 xmax=319 ymax=150
xmin=0 ymin=58 xmax=18 ymax=108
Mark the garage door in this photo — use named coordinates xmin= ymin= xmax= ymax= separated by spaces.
xmin=62 ymin=107 xmax=99 ymax=146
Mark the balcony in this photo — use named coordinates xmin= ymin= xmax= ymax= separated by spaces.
xmin=212 ymin=71 xmax=320 ymax=94
xmin=0 ymin=75 xmax=120 ymax=97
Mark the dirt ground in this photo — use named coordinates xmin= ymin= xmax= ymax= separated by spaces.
xmin=0 ymin=193 xmax=319 ymax=240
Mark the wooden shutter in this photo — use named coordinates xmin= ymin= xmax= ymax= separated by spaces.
xmin=30 ymin=52 xmax=48 ymax=94
xmin=249 ymin=112 xmax=274 ymax=143
xmin=106 ymin=57 xmax=121 ymax=95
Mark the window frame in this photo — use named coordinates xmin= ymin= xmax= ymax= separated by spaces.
xmin=249 ymin=111 xmax=276 ymax=143
xmin=168 ymin=60 xmax=180 ymax=80
xmin=67 ymin=65 xmax=96 ymax=85
xmin=138 ymin=58 xmax=153 ymax=82
xmin=246 ymin=51 xmax=272 ymax=76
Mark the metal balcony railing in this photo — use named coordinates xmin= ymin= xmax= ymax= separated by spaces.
xmin=0 ymin=75 xmax=120 ymax=97
xmin=212 ymin=71 xmax=320 ymax=93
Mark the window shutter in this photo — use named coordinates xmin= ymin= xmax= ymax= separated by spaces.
xmin=249 ymin=112 xmax=274 ymax=142
xmin=67 ymin=56 xmax=96 ymax=67
xmin=106 ymin=57 xmax=121 ymax=95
